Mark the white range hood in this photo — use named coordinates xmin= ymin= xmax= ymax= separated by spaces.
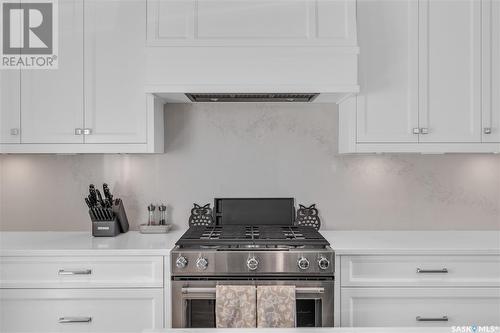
xmin=144 ymin=0 xmax=359 ymax=104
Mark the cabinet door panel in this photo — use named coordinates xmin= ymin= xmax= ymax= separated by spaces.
xmin=419 ymin=0 xmax=481 ymax=143
xmin=0 ymin=71 xmax=21 ymax=143
xmin=147 ymin=0 xmax=356 ymax=46
xmin=483 ymin=0 xmax=500 ymax=142
xmin=0 ymin=289 xmax=163 ymax=332
xmin=84 ymin=0 xmax=147 ymax=144
xmin=0 ymin=256 xmax=163 ymax=288
xmin=356 ymin=0 xmax=418 ymax=143
xmin=341 ymin=288 xmax=500 ymax=327
xmin=341 ymin=255 xmax=500 ymax=287
xmin=20 ymin=0 xmax=84 ymax=144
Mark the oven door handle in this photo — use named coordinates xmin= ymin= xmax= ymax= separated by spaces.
xmin=181 ymin=287 xmax=324 ymax=294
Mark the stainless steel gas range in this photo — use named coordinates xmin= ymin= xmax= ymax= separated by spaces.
xmin=170 ymin=198 xmax=335 ymax=328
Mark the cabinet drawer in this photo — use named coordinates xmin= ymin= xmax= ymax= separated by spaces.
xmin=0 ymin=256 xmax=163 ymax=288
xmin=341 ymin=287 xmax=500 ymax=327
xmin=0 ymin=289 xmax=163 ymax=332
xmin=341 ymin=255 xmax=500 ymax=287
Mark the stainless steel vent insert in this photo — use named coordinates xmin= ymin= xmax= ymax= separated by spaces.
xmin=185 ymin=93 xmax=319 ymax=103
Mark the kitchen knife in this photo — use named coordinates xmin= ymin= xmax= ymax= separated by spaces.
xmin=106 ymin=208 xmax=113 ymax=220
xmin=90 ymin=208 xmax=98 ymax=220
xmin=87 ymin=195 xmax=95 ymax=207
xmin=102 ymin=183 xmax=113 ymax=207
xmin=96 ymin=208 xmax=104 ymax=220
xmin=105 ymin=208 xmax=111 ymax=221
xmin=96 ymin=189 xmax=106 ymax=207
xmin=89 ymin=185 xmax=98 ymax=206
xmin=84 ymin=197 xmax=92 ymax=209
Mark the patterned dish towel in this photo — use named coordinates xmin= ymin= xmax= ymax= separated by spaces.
xmin=257 ymin=285 xmax=296 ymax=328
xmin=215 ymin=285 xmax=257 ymax=328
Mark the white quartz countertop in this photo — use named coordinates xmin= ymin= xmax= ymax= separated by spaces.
xmin=144 ymin=328 xmax=451 ymax=333
xmin=0 ymin=230 xmax=186 ymax=256
xmin=326 ymin=230 xmax=500 ymax=255
xmin=0 ymin=230 xmax=499 ymax=256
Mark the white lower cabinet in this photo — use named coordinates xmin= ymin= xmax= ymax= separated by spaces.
xmin=341 ymin=288 xmax=500 ymax=327
xmin=338 ymin=254 xmax=500 ymax=327
xmin=0 ymin=255 xmax=166 ymax=332
xmin=341 ymin=255 xmax=500 ymax=287
xmin=0 ymin=256 xmax=164 ymax=289
xmin=341 ymin=287 xmax=500 ymax=327
xmin=0 ymin=289 xmax=163 ymax=332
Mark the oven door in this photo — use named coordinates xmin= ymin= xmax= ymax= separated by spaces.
xmin=171 ymin=279 xmax=334 ymax=328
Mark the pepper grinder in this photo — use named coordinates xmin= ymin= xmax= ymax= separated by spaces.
xmin=147 ymin=204 xmax=156 ymax=226
xmin=158 ymin=204 xmax=167 ymax=226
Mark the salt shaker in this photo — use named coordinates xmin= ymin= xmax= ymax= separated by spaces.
xmin=147 ymin=204 xmax=156 ymax=225
xmin=158 ymin=204 xmax=167 ymax=225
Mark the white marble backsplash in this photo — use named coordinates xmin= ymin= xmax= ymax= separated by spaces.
xmin=1 ymin=103 xmax=499 ymax=231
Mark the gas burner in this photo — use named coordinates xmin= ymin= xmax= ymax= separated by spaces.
xmin=176 ymin=225 xmax=329 ymax=248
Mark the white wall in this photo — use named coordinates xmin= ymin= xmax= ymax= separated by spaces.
xmin=0 ymin=103 xmax=499 ymax=231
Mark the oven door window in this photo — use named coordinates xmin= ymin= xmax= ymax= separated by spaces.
xmin=296 ymin=299 xmax=322 ymax=327
xmin=184 ymin=298 xmax=321 ymax=328
xmin=186 ymin=299 xmax=216 ymax=328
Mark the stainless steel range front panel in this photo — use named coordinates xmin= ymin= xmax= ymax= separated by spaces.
xmin=171 ymin=279 xmax=334 ymax=328
xmin=171 ymin=247 xmax=334 ymax=276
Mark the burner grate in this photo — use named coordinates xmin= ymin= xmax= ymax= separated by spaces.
xmin=176 ymin=225 xmax=329 ymax=247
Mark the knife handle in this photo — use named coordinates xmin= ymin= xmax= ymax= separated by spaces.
xmin=103 ymin=184 xmax=113 ymax=207
xmin=84 ymin=198 xmax=92 ymax=209
xmin=96 ymin=189 xmax=105 ymax=207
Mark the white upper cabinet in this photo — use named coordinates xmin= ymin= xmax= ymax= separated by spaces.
xmin=339 ymin=0 xmax=499 ymax=153
xmin=84 ymin=0 xmax=147 ymax=144
xmin=483 ymin=0 xmax=500 ymax=142
xmin=418 ymin=0 xmax=482 ymax=143
xmin=20 ymin=0 xmax=84 ymax=144
xmin=0 ymin=0 xmax=164 ymax=153
xmin=356 ymin=0 xmax=418 ymax=143
xmin=0 ymin=71 xmax=20 ymax=144
xmin=146 ymin=0 xmax=357 ymax=47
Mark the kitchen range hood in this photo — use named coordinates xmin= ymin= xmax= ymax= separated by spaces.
xmin=185 ymin=93 xmax=319 ymax=103
xmin=144 ymin=0 xmax=359 ymax=104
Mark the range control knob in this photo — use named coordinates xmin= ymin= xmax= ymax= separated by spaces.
xmin=196 ymin=257 xmax=209 ymax=270
xmin=318 ymin=256 xmax=330 ymax=270
xmin=247 ymin=257 xmax=259 ymax=271
xmin=176 ymin=256 xmax=188 ymax=269
xmin=297 ymin=257 xmax=310 ymax=270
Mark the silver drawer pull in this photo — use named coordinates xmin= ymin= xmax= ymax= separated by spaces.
xmin=416 ymin=268 xmax=448 ymax=274
xmin=58 ymin=317 xmax=92 ymax=323
xmin=58 ymin=269 xmax=92 ymax=276
xmin=181 ymin=287 xmax=324 ymax=294
xmin=416 ymin=316 xmax=448 ymax=322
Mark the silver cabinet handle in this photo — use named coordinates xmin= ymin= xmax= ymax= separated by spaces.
xmin=416 ymin=268 xmax=448 ymax=274
xmin=10 ymin=128 xmax=19 ymax=136
xmin=74 ymin=128 xmax=83 ymax=135
xmin=413 ymin=128 xmax=421 ymax=134
xmin=420 ymin=128 xmax=429 ymax=134
xmin=484 ymin=127 xmax=492 ymax=135
xmin=58 ymin=317 xmax=92 ymax=324
xmin=416 ymin=316 xmax=448 ymax=322
xmin=83 ymin=128 xmax=92 ymax=135
xmin=181 ymin=287 xmax=324 ymax=294
xmin=58 ymin=269 xmax=92 ymax=275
